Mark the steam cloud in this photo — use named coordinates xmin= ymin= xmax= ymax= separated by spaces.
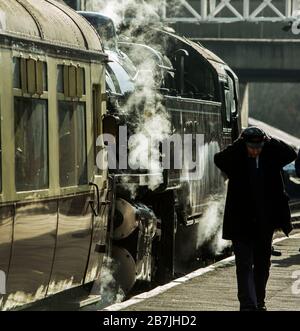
xmin=90 ymin=256 xmax=125 ymax=307
xmin=125 ymin=72 xmax=171 ymax=191
xmin=196 ymin=193 xmax=230 ymax=255
xmin=195 ymin=141 xmax=230 ymax=255
xmin=85 ymin=0 xmax=182 ymax=29
xmin=86 ymin=0 xmax=177 ymax=192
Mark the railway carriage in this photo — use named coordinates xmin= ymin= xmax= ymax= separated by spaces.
xmin=0 ymin=0 xmax=109 ymax=310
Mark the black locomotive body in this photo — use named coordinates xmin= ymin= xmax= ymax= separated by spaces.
xmin=80 ymin=12 xmax=242 ymax=291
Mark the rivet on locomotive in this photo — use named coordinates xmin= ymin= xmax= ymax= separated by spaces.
xmin=0 ymin=0 xmax=244 ymax=310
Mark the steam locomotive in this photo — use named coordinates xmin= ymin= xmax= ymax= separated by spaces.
xmin=0 ymin=0 xmax=242 ymax=310
xmin=80 ymin=13 xmax=242 ymax=292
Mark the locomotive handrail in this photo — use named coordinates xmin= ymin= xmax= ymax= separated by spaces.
xmin=89 ymin=182 xmax=101 ymax=216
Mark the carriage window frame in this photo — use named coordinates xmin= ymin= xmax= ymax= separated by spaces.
xmin=57 ymin=63 xmax=88 ymax=189
xmin=58 ymin=101 xmax=87 ymax=188
xmin=14 ymin=97 xmax=49 ymax=192
xmin=221 ymin=80 xmax=233 ymax=130
xmin=227 ymin=74 xmax=238 ymax=117
xmin=13 ymin=56 xmax=50 ymax=193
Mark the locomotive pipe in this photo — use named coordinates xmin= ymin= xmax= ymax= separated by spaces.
xmin=175 ymin=49 xmax=189 ymax=96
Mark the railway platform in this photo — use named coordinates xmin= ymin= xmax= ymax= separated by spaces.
xmin=104 ymin=230 xmax=300 ymax=311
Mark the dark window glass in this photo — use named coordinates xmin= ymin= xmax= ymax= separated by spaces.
xmin=15 ymin=98 xmax=48 ymax=191
xmin=57 ymin=65 xmax=64 ymax=93
xmin=82 ymin=67 xmax=86 ymax=95
xmin=59 ymin=102 xmax=87 ymax=187
xmin=78 ymin=67 xmax=86 ymax=95
xmin=43 ymin=62 xmax=48 ymax=92
xmin=13 ymin=58 xmax=21 ymax=89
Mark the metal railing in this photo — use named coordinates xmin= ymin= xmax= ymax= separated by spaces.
xmin=163 ymin=0 xmax=300 ymax=23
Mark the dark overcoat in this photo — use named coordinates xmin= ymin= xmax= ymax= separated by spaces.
xmin=214 ymin=137 xmax=297 ymax=240
xmin=296 ymin=150 xmax=300 ymax=178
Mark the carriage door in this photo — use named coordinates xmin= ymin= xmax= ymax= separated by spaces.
xmin=47 ymin=65 xmax=93 ymax=295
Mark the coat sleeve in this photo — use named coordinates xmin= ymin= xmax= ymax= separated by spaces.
xmin=270 ymin=138 xmax=297 ymax=168
xmin=214 ymin=139 xmax=242 ymax=177
xmin=295 ymin=150 xmax=300 ymax=178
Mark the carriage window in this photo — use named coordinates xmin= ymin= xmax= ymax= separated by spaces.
xmin=15 ymin=98 xmax=48 ymax=191
xmin=59 ymin=101 xmax=87 ymax=187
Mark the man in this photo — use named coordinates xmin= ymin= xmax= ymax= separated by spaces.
xmin=296 ymin=150 xmax=300 ymax=254
xmin=214 ymin=127 xmax=297 ymax=311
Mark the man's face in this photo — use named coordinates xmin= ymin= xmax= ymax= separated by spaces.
xmin=247 ymin=146 xmax=263 ymax=158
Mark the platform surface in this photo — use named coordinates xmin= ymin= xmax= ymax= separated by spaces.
xmin=105 ymin=230 xmax=300 ymax=311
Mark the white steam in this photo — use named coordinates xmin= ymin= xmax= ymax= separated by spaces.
xmin=91 ymin=256 xmax=125 ymax=306
xmin=88 ymin=0 xmax=160 ymax=28
xmin=196 ymin=193 xmax=230 ymax=255
xmin=85 ymin=0 xmax=182 ymax=29
xmin=86 ymin=0 xmax=173 ymax=192
xmin=193 ymin=141 xmax=229 ymax=255
xmin=126 ymin=76 xmax=171 ymax=191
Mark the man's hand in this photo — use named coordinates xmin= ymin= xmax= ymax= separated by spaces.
xmin=269 ymin=138 xmax=297 ymax=168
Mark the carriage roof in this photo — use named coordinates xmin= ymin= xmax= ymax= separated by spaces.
xmin=0 ymin=0 xmax=103 ymax=53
